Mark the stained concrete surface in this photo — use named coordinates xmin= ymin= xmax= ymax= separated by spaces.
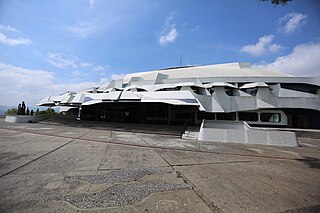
xmin=0 ymin=118 xmax=319 ymax=212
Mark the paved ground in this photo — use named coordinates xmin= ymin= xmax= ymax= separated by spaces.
xmin=0 ymin=118 xmax=319 ymax=213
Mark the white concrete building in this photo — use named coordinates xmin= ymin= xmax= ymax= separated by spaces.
xmin=38 ymin=62 xmax=320 ymax=129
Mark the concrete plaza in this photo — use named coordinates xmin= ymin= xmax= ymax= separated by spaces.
xmin=0 ymin=118 xmax=319 ymax=212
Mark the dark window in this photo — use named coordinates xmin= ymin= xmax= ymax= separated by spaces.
xmin=260 ymin=113 xmax=281 ymax=123
xmin=281 ymin=83 xmax=318 ymax=94
xmin=242 ymin=88 xmax=258 ymax=96
xmin=216 ymin=112 xmax=236 ymax=121
xmin=225 ymin=88 xmax=233 ymax=96
xmin=197 ymin=112 xmax=215 ymax=120
xmin=309 ymin=89 xmax=317 ymax=94
xmin=158 ymin=86 xmax=181 ymax=91
xmin=191 ymin=86 xmax=206 ymax=95
xmin=136 ymin=88 xmax=147 ymax=92
xmin=207 ymin=87 xmax=215 ymax=95
xmin=176 ymin=112 xmax=191 ymax=119
xmin=238 ymin=112 xmax=258 ymax=121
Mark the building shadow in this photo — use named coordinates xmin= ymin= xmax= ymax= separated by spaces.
xmin=296 ymin=156 xmax=320 ymax=169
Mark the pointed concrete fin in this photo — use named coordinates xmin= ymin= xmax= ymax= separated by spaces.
xmin=257 ymin=99 xmax=275 ymax=108
xmin=154 ymin=73 xmax=168 ymax=84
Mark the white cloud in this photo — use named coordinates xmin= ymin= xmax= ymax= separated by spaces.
xmin=0 ymin=62 xmax=105 ymax=106
xmin=71 ymin=70 xmax=89 ymax=78
xmin=0 ymin=24 xmax=19 ymax=33
xmin=165 ymin=11 xmax=177 ymax=26
xmin=92 ymin=65 xmax=107 ymax=72
xmin=67 ymin=20 xmax=101 ymax=38
xmin=99 ymin=77 xmax=110 ymax=83
xmin=80 ymin=62 xmax=93 ymax=68
xmin=159 ymin=12 xmax=179 ymax=46
xmin=88 ymin=0 xmax=95 ymax=9
xmin=0 ymin=32 xmax=31 ymax=46
xmin=0 ymin=24 xmax=31 ymax=46
xmin=279 ymin=13 xmax=307 ymax=34
xmin=254 ymin=43 xmax=320 ymax=76
xmin=47 ymin=52 xmax=78 ymax=69
xmin=46 ymin=52 xmax=110 ymax=80
xmin=159 ymin=27 xmax=178 ymax=46
xmin=241 ymin=34 xmax=281 ymax=56
xmin=46 ymin=52 xmax=109 ymax=73
xmin=111 ymin=73 xmax=126 ymax=80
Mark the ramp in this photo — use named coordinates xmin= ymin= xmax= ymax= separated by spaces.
xmin=198 ymin=120 xmax=298 ymax=147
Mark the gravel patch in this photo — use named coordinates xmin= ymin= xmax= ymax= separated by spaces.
xmin=46 ymin=181 xmax=190 ymax=209
xmin=64 ymin=167 xmax=172 ymax=184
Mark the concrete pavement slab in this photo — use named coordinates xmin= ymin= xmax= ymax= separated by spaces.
xmin=174 ymin=159 xmax=320 ymax=213
xmin=99 ymin=144 xmax=169 ymax=170
xmin=12 ymin=140 xmax=108 ymax=174
xmin=1 ymin=119 xmax=319 ymax=212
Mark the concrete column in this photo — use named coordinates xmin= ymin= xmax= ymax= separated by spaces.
xmin=77 ymin=106 xmax=82 ymax=120
xmin=194 ymin=110 xmax=198 ymax=125
xmin=168 ymin=105 xmax=171 ymax=125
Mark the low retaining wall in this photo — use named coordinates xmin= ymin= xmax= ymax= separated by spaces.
xmin=5 ymin=115 xmax=35 ymax=123
xmin=198 ymin=120 xmax=298 ymax=147
xmin=5 ymin=114 xmax=54 ymax=123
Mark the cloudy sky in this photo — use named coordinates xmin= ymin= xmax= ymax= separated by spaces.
xmin=0 ymin=0 xmax=320 ymax=106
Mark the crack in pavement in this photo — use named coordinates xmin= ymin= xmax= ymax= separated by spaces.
xmin=0 ymin=129 xmax=91 ymax=179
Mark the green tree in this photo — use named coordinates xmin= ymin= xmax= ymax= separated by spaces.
xmin=17 ymin=104 xmax=22 ymax=115
xmin=21 ymin=101 xmax=26 ymax=115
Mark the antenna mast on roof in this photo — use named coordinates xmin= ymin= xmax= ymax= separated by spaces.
xmin=179 ymin=52 xmax=182 ymax=66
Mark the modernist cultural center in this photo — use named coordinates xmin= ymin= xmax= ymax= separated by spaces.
xmin=38 ymin=62 xmax=320 ymax=129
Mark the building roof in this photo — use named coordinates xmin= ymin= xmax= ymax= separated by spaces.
xmin=122 ymin=62 xmax=292 ymax=84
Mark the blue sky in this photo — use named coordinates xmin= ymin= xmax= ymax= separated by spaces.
xmin=0 ymin=0 xmax=320 ymax=106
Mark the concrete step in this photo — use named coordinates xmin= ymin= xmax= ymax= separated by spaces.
xmin=182 ymin=126 xmax=200 ymax=140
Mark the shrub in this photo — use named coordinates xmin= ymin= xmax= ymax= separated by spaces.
xmin=5 ymin=108 xmax=18 ymax=115
xmin=37 ymin=108 xmax=57 ymax=115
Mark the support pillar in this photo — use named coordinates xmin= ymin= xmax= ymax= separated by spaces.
xmin=77 ymin=106 xmax=82 ymax=120
xmin=168 ymin=105 xmax=171 ymax=125
xmin=194 ymin=110 xmax=198 ymax=125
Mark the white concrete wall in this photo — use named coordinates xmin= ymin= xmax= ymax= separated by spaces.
xmin=198 ymin=120 xmax=298 ymax=147
xmin=5 ymin=115 xmax=35 ymax=123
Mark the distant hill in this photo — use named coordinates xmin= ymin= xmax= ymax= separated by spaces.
xmin=0 ymin=105 xmax=15 ymax=115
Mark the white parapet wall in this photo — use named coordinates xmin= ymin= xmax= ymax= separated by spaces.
xmin=198 ymin=120 xmax=299 ymax=147
xmin=5 ymin=115 xmax=35 ymax=123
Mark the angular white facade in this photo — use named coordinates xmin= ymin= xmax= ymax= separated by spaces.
xmin=38 ymin=62 xmax=320 ymax=128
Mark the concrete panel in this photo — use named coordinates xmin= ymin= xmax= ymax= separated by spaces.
xmin=174 ymin=160 xmax=320 ymax=213
xmin=226 ymin=129 xmax=246 ymax=143
xmin=199 ymin=120 xmax=298 ymax=147
xmin=99 ymin=144 xmax=169 ymax=170
xmin=5 ymin=115 xmax=35 ymax=123
xmin=13 ymin=140 xmax=108 ymax=174
xmin=247 ymin=130 xmax=268 ymax=145
xmin=157 ymin=149 xmax=223 ymax=166
xmin=267 ymin=131 xmax=298 ymax=147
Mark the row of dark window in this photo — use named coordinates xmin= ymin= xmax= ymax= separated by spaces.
xmin=198 ymin=112 xmax=281 ymax=123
